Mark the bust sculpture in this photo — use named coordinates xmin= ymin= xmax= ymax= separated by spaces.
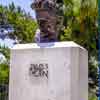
xmin=31 ymin=0 xmax=63 ymax=43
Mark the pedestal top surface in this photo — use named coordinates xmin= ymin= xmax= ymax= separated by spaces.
xmin=11 ymin=41 xmax=87 ymax=51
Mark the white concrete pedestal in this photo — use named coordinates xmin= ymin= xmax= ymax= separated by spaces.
xmin=9 ymin=41 xmax=88 ymax=100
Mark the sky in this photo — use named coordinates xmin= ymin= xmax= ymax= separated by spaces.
xmin=0 ymin=0 xmax=36 ymax=47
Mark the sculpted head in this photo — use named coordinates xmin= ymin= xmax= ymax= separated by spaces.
xmin=31 ymin=0 xmax=63 ymax=43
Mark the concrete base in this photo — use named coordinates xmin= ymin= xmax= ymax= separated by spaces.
xmin=9 ymin=41 xmax=88 ymax=100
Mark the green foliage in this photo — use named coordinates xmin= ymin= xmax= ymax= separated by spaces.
xmin=0 ymin=3 xmax=38 ymax=43
xmin=0 ymin=63 xmax=9 ymax=84
xmin=8 ymin=4 xmax=38 ymax=43
xmin=89 ymin=90 xmax=98 ymax=100
xmin=0 ymin=46 xmax=9 ymax=100
xmin=0 ymin=46 xmax=10 ymax=62
xmin=0 ymin=45 xmax=10 ymax=84
xmin=59 ymin=0 xmax=98 ymax=99
xmin=7 ymin=12 xmax=38 ymax=43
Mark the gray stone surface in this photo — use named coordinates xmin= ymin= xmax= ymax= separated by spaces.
xmin=9 ymin=41 xmax=88 ymax=100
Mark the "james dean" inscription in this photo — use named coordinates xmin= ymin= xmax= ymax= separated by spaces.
xmin=29 ymin=63 xmax=48 ymax=78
